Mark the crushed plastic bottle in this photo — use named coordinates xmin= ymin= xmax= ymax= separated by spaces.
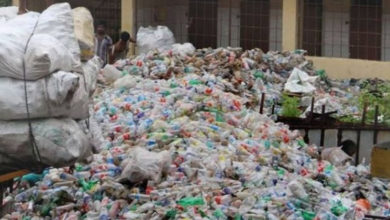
xmin=4 ymin=47 xmax=390 ymax=220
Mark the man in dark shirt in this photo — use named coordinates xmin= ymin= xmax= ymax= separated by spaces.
xmin=108 ymin=31 xmax=136 ymax=64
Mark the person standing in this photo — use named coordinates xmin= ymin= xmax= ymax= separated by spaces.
xmin=95 ymin=21 xmax=113 ymax=66
xmin=108 ymin=31 xmax=136 ymax=64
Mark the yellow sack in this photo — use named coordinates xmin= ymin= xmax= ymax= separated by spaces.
xmin=73 ymin=7 xmax=95 ymax=61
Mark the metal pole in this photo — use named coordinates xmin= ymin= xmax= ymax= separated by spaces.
xmin=374 ymin=105 xmax=379 ymax=145
xmin=309 ymin=96 xmax=315 ymax=122
xmin=260 ymin=93 xmax=265 ymax=114
xmin=337 ymin=128 xmax=343 ymax=146
xmin=320 ymin=105 xmax=326 ymax=147
xmin=228 ymin=0 xmax=232 ymax=46
xmin=356 ymin=104 xmax=367 ymax=165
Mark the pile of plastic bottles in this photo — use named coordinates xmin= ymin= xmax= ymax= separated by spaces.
xmin=3 ymin=48 xmax=390 ymax=219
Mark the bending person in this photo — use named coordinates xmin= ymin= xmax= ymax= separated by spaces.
xmin=108 ymin=31 xmax=136 ymax=64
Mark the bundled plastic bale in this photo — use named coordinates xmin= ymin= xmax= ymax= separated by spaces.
xmin=136 ymin=26 xmax=175 ymax=54
xmin=0 ymin=118 xmax=92 ymax=173
xmin=35 ymin=3 xmax=81 ymax=65
xmin=25 ymin=34 xmax=76 ymax=76
xmin=72 ymin=7 xmax=95 ymax=61
xmin=0 ymin=71 xmax=94 ymax=120
xmin=120 ymin=148 xmax=171 ymax=183
xmin=0 ymin=3 xmax=81 ymax=80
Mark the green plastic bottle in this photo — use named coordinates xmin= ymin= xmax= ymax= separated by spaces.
xmin=165 ymin=209 xmax=177 ymax=219
xmin=177 ymin=197 xmax=205 ymax=207
xmin=301 ymin=210 xmax=316 ymax=220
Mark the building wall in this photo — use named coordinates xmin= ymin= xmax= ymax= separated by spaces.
xmin=270 ymin=0 xmax=282 ymax=51
xmin=308 ymin=56 xmax=390 ymax=80
xmin=136 ymin=0 xmax=282 ymax=50
xmin=135 ymin=0 xmax=188 ymax=43
xmin=382 ymin=0 xmax=390 ymax=61
xmin=217 ymin=0 xmax=240 ymax=47
xmin=322 ymin=0 xmax=350 ymax=58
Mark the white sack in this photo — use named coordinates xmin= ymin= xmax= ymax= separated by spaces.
xmin=36 ymin=3 xmax=81 ymax=65
xmin=113 ymin=75 xmax=141 ymax=89
xmin=136 ymin=26 xmax=175 ymax=54
xmin=0 ymin=119 xmax=92 ymax=173
xmin=171 ymin=43 xmax=196 ymax=57
xmin=0 ymin=71 xmax=93 ymax=120
xmin=25 ymin=34 xmax=75 ymax=76
xmin=303 ymin=95 xmax=343 ymax=116
xmin=322 ymin=147 xmax=352 ymax=167
xmin=120 ymin=148 xmax=171 ymax=183
xmin=0 ymin=12 xmax=39 ymax=79
xmin=0 ymin=3 xmax=81 ymax=80
xmin=78 ymin=116 xmax=105 ymax=153
xmin=284 ymin=68 xmax=318 ymax=94
xmin=0 ymin=6 xmax=18 ymax=24
xmin=102 ymin=64 xmax=123 ymax=83
xmin=82 ymin=56 xmax=103 ymax=96
xmin=73 ymin=7 xmax=95 ymax=61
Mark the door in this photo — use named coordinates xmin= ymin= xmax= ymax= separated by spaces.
xmin=240 ymin=0 xmax=270 ymax=51
xmin=350 ymin=0 xmax=382 ymax=60
xmin=188 ymin=0 xmax=218 ymax=48
xmin=302 ymin=0 xmax=323 ymax=56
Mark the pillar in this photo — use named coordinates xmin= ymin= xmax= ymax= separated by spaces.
xmin=282 ymin=0 xmax=299 ymax=51
xmin=121 ymin=0 xmax=135 ymax=55
xmin=12 ymin=0 xmax=19 ymax=6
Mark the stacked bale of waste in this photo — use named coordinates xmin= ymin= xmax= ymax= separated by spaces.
xmin=0 ymin=3 xmax=101 ymax=173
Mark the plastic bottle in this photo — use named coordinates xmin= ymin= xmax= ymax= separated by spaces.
xmin=177 ymin=197 xmax=205 ymax=207
xmin=239 ymin=196 xmax=256 ymax=214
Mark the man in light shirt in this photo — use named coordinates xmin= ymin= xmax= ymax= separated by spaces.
xmin=95 ymin=21 xmax=113 ymax=67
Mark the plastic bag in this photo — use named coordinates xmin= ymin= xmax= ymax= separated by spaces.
xmin=136 ymin=26 xmax=175 ymax=54
xmin=73 ymin=7 xmax=95 ymax=61
xmin=120 ymin=147 xmax=171 ymax=183
xmin=114 ymin=75 xmax=141 ymax=89
xmin=102 ymin=64 xmax=123 ymax=83
xmin=0 ymin=118 xmax=92 ymax=173
xmin=284 ymin=68 xmax=318 ymax=94
xmin=171 ymin=43 xmax=196 ymax=57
